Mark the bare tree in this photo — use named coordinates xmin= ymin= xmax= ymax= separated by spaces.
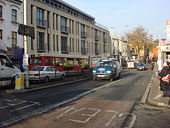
xmin=126 ymin=26 xmax=149 ymax=56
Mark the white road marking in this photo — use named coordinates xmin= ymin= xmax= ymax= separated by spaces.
xmin=8 ymin=101 xmax=27 ymax=106
xmin=0 ymin=106 xmax=9 ymax=109
xmin=105 ymin=110 xmax=118 ymax=127
xmin=69 ymin=108 xmax=102 ymax=123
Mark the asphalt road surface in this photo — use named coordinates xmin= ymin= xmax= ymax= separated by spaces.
xmin=1 ymin=69 xmax=168 ymax=128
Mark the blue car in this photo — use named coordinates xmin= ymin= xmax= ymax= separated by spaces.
xmin=92 ymin=60 xmax=121 ymax=81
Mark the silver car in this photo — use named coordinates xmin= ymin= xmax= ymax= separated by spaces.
xmin=28 ymin=66 xmax=65 ymax=82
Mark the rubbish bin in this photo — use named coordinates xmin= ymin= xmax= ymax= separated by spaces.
xmin=15 ymin=73 xmax=24 ymax=90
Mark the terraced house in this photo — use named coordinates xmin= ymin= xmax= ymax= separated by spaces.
xmin=24 ymin=0 xmax=111 ymax=60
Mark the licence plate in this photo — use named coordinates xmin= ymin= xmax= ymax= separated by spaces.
xmin=97 ymin=75 xmax=105 ymax=77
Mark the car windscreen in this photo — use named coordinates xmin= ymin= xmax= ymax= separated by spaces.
xmin=96 ymin=61 xmax=114 ymax=67
xmin=31 ymin=67 xmax=45 ymax=71
xmin=137 ymin=64 xmax=144 ymax=66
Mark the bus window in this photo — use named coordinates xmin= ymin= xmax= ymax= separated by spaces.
xmin=64 ymin=58 xmax=73 ymax=67
xmin=46 ymin=57 xmax=54 ymax=65
xmin=74 ymin=59 xmax=81 ymax=66
xmin=55 ymin=58 xmax=64 ymax=67
xmin=29 ymin=57 xmax=42 ymax=65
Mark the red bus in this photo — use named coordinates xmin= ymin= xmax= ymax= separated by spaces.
xmin=28 ymin=55 xmax=90 ymax=75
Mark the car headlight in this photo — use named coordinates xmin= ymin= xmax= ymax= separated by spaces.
xmin=93 ymin=70 xmax=96 ymax=73
xmin=107 ymin=71 xmax=112 ymax=73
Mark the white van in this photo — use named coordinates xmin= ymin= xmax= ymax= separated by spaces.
xmin=0 ymin=53 xmax=21 ymax=87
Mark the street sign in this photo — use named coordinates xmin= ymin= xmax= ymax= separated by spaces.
xmin=18 ymin=24 xmax=35 ymax=39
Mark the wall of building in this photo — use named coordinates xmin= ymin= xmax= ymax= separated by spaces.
xmin=0 ymin=0 xmax=23 ymax=48
xmin=24 ymin=0 xmax=111 ymax=58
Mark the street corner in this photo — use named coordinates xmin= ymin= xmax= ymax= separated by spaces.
xmin=9 ymin=98 xmax=136 ymax=128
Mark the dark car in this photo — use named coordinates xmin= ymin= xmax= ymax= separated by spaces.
xmin=137 ymin=63 xmax=146 ymax=71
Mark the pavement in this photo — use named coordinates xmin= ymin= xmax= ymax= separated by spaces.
xmin=145 ymin=65 xmax=170 ymax=108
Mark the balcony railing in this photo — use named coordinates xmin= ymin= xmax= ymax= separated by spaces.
xmin=37 ymin=19 xmax=47 ymax=28
xmin=61 ymin=26 xmax=70 ymax=34
xmin=81 ymin=32 xmax=87 ymax=38
xmin=95 ymin=35 xmax=99 ymax=41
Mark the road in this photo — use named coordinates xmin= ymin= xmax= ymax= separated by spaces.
xmin=0 ymin=69 xmax=169 ymax=128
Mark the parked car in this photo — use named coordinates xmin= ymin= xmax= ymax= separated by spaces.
xmin=28 ymin=66 xmax=65 ymax=82
xmin=136 ymin=63 xmax=146 ymax=71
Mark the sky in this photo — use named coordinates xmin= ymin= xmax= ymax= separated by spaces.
xmin=63 ymin=0 xmax=170 ymax=39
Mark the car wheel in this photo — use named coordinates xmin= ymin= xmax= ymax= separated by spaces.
xmin=93 ymin=77 xmax=96 ymax=81
xmin=44 ymin=76 xmax=49 ymax=83
xmin=110 ymin=78 xmax=114 ymax=81
xmin=117 ymin=73 xmax=121 ymax=79
xmin=61 ymin=75 xmax=65 ymax=80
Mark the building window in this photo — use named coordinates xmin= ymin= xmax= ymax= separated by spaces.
xmin=61 ymin=36 xmax=68 ymax=53
xmin=30 ymin=5 xmax=33 ymax=24
xmin=60 ymin=16 xmax=69 ymax=33
xmin=12 ymin=31 xmax=17 ymax=47
xmin=56 ymin=35 xmax=58 ymax=51
xmin=0 ymin=5 xmax=2 ymax=18
xmin=11 ymin=9 xmax=17 ymax=22
xmin=47 ymin=34 xmax=50 ymax=52
xmin=81 ymin=40 xmax=86 ymax=54
xmin=53 ymin=34 xmax=55 ymax=51
xmin=36 ymin=8 xmax=45 ymax=27
xmin=37 ymin=32 xmax=45 ymax=51
xmin=47 ymin=11 xmax=50 ymax=28
xmin=0 ymin=29 xmax=2 ymax=39
xmin=31 ymin=39 xmax=34 ymax=50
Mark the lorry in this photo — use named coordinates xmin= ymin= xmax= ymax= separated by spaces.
xmin=0 ymin=41 xmax=21 ymax=88
xmin=92 ymin=59 xmax=121 ymax=81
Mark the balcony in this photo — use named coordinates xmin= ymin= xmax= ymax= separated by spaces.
xmin=81 ymin=32 xmax=87 ymax=38
xmin=81 ymin=48 xmax=87 ymax=54
xmin=37 ymin=19 xmax=47 ymax=28
xmin=61 ymin=26 xmax=70 ymax=34
xmin=95 ymin=35 xmax=99 ymax=41
xmin=37 ymin=49 xmax=46 ymax=53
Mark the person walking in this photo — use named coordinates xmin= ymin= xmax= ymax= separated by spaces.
xmin=158 ymin=61 xmax=170 ymax=97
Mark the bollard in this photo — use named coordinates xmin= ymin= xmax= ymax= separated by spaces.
xmin=15 ymin=73 xmax=24 ymax=90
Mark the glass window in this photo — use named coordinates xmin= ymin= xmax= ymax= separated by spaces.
xmin=0 ymin=5 xmax=2 ymax=18
xmin=37 ymin=32 xmax=45 ymax=50
xmin=0 ymin=29 xmax=2 ymax=40
xmin=36 ymin=8 xmax=44 ymax=26
xmin=12 ymin=9 xmax=17 ymax=22
xmin=54 ymin=58 xmax=64 ymax=67
xmin=29 ymin=57 xmax=42 ymax=65
xmin=31 ymin=66 xmax=44 ymax=71
xmin=12 ymin=31 xmax=17 ymax=47
xmin=60 ymin=16 xmax=67 ymax=27
xmin=61 ymin=36 xmax=68 ymax=52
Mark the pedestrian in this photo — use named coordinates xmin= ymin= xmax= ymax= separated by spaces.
xmin=158 ymin=61 xmax=170 ymax=97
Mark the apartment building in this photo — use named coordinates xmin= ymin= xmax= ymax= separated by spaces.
xmin=24 ymin=0 xmax=111 ymax=58
xmin=0 ymin=0 xmax=24 ymax=71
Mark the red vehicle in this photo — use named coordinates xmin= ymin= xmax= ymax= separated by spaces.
xmin=28 ymin=55 xmax=90 ymax=75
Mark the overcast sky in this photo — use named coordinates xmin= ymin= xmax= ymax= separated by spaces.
xmin=63 ymin=0 xmax=170 ymax=38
